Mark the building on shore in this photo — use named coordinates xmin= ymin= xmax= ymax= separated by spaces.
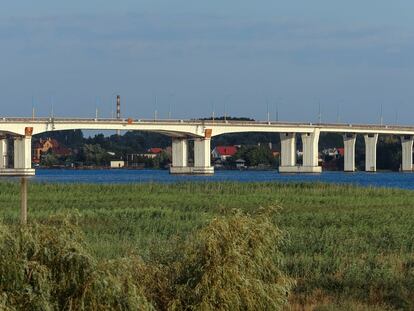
xmin=235 ymin=159 xmax=246 ymax=169
xmin=33 ymin=138 xmax=71 ymax=164
xmin=212 ymin=146 xmax=238 ymax=161
xmin=110 ymin=160 xmax=125 ymax=168
xmin=126 ymin=147 xmax=170 ymax=167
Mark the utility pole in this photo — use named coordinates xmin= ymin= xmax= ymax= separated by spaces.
xmin=274 ymin=104 xmax=279 ymax=122
xmin=50 ymin=96 xmax=55 ymax=118
xmin=318 ymin=102 xmax=322 ymax=124
xmin=395 ymin=108 xmax=399 ymax=124
xmin=336 ymin=103 xmax=341 ymax=123
xmin=224 ymin=94 xmax=231 ymax=122
xmin=31 ymin=97 xmax=35 ymax=120
xmin=266 ymin=100 xmax=270 ymax=122
xmin=380 ymin=104 xmax=384 ymax=126
xmin=169 ymin=93 xmax=174 ymax=119
xmin=275 ymin=97 xmax=282 ymax=122
xmin=154 ymin=95 xmax=158 ymax=120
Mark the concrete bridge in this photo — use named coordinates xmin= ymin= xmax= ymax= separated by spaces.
xmin=1 ymin=117 xmax=414 ymax=176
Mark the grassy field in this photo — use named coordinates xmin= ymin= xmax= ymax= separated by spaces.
xmin=1 ymin=181 xmax=414 ymax=310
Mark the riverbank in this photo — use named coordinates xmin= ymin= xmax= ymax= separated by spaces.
xmin=1 ymin=182 xmax=413 ymax=310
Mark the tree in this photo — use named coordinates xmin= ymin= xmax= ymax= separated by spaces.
xmin=82 ymin=144 xmax=111 ymax=166
xmin=235 ymin=145 xmax=276 ymax=167
xmin=41 ymin=153 xmax=59 ymax=167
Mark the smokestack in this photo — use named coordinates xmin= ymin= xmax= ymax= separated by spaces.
xmin=116 ymin=95 xmax=121 ymax=136
xmin=116 ymin=95 xmax=121 ymax=120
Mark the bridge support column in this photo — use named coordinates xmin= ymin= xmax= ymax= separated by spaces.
xmin=7 ymin=128 xmax=35 ymax=176
xmin=170 ymin=138 xmax=191 ymax=174
xmin=14 ymin=136 xmax=33 ymax=172
xmin=193 ymin=138 xmax=214 ymax=174
xmin=401 ymin=135 xmax=413 ymax=172
xmin=300 ymin=130 xmax=322 ymax=173
xmin=364 ymin=134 xmax=378 ymax=172
xmin=343 ymin=134 xmax=356 ymax=172
xmin=278 ymin=133 xmax=297 ymax=173
xmin=0 ymin=137 xmax=8 ymax=169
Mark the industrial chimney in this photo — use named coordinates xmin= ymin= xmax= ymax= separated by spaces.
xmin=116 ymin=95 xmax=121 ymax=135
xmin=116 ymin=95 xmax=121 ymax=119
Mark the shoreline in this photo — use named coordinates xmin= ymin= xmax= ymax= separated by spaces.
xmin=34 ymin=166 xmax=401 ymax=173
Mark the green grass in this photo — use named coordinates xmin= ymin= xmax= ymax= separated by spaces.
xmin=1 ymin=181 xmax=414 ymax=310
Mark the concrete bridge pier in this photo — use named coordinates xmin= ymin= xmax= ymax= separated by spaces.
xmin=193 ymin=138 xmax=214 ymax=174
xmin=279 ymin=133 xmax=297 ymax=172
xmin=364 ymin=134 xmax=378 ymax=172
xmin=0 ymin=137 xmax=8 ymax=169
xmin=343 ymin=133 xmax=357 ymax=172
xmin=279 ymin=130 xmax=322 ymax=173
xmin=13 ymin=135 xmax=34 ymax=174
xmin=300 ymin=130 xmax=322 ymax=173
xmin=401 ymin=135 xmax=413 ymax=172
xmin=0 ymin=127 xmax=35 ymax=176
xmin=170 ymin=138 xmax=191 ymax=174
xmin=170 ymin=129 xmax=214 ymax=175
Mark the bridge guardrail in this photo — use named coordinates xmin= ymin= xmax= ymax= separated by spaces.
xmin=0 ymin=117 xmax=413 ymax=131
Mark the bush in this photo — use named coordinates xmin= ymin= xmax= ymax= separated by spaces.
xmin=169 ymin=208 xmax=294 ymax=310
xmin=0 ymin=215 xmax=153 ymax=311
xmin=0 ymin=209 xmax=292 ymax=310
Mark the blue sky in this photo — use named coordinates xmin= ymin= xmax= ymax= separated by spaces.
xmin=1 ymin=1 xmax=414 ymax=124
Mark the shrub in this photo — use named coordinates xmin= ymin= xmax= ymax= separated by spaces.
xmin=0 ymin=209 xmax=292 ymax=310
xmin=169 ymin=207 xmax=294 ymax=310
xmin=0 ymin=215 xmax=153 ymax=311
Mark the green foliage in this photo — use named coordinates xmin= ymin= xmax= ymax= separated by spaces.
xmin=84 ymin=132 xmax=171 ymax=160
xmin=377 ymin=136 xmax=401 ymax=171
xmin=235 ymin=145 xmax=276 ymax=167
xmin=0 ymin=215 xmax=154 ymax=310
xmin=34 ymin=128 xmax=405 ymax=170
xmin=0 ymin=206 xmax=292 ymax=310
xmin=355 ymin=135 xmax=402 ymax=171
xmin=42 ymin=153 xmax=60 ymax=167
xmin=1 ymin=182 xmax=414 ymax=310
xmin=81 ymin=144 xmax=111 ymax=166
xmin=33 ymin=130 xmax=172 ymax=167
xmin=170 ymin=209 xmax=294 ymax=310
xmin=35 ymin=130 xmax=85 ymax=149
xmin=144 ymin=151 xmax=172 ymax=169
xmin=318 ymin=133 xmax=343 ymax=150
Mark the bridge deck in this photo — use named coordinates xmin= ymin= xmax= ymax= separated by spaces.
xmin=1 ymin=117 xmax=414 ymax=137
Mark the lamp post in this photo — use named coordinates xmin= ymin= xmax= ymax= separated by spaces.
xmin=224 ymin=94 xmax=232 ymax=121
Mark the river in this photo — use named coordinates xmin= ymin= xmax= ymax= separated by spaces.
xmin=2 ymin=169 xmax=413 ymax=190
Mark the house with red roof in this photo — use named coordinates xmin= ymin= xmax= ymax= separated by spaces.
xmin=212 ymin=146 xmax=238 ymax=161
xmin=149 ymin=148 xmax=163 ymax=155
xmin=337 ymin=148 xmax=345 ymax=157
xmin=33 ymin=138 xmax=71 ymax=163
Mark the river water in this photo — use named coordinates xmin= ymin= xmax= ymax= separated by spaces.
xmin=3 ymin=169 xmax=412 ymax=190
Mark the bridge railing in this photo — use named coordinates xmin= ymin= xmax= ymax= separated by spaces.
xmin=0 ymin=117 xmax=413 ymax=131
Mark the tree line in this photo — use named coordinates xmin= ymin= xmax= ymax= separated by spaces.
xmin=33 ymin=118 xmax=406 ymax=171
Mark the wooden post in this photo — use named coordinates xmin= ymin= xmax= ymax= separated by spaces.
xmin=20 ymin=177 xmax=27 ymax=225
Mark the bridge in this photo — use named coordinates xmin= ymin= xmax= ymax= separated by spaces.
xmin=1 ymin=117 xmax=414 ymax=176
